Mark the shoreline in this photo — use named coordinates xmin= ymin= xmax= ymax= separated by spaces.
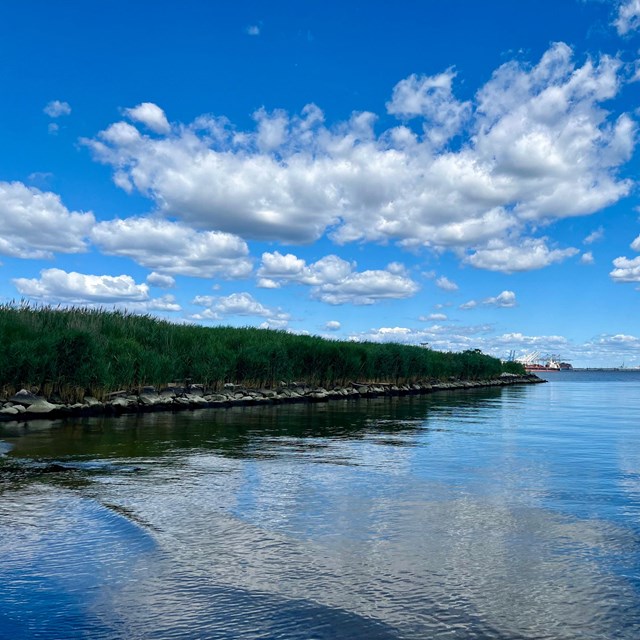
xmin=0 ymin=374 xmax=543 ymax=424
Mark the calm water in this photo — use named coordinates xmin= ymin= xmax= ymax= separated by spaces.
xmin=1 ymin=372 xmax=639 ymax=639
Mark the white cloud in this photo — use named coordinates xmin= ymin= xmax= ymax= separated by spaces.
xmin=435 ymin=275 xmax=458 ymax=291
xmin=27 ymin=172 xmax=53 ymax=186
xmin=124 ymin=102 xmax=171 ymax=134
xmin=483 ymin=290 xmax=517 ymax=307
xmin=348 ymin=324 xmax=493 ymax=351
xmin=581 ymin=333 xmax=640 ymax=365
xmin=346 ymin=323 xmax=640 ymax=367
xmin=465 ymin=238 xmax=579 ymax=272
xmin=460 ymin=290 xmax=517 ymax=309
xmin=13 ymin=268 xmax=149 ymax=303
xmin=386 ymin=261 xmax=408 ymax=275
xmin=584 ymin=227 xmax=604 ymax=244
xmin=325 ymin=320 xmax=341 ymax=331
xmin=610 ymin=255 xmax=640 ymax=282
xmin=581 ymin=251 xmax=595 ymax=265
xmin=348 ymin=325 xmax=576 ymax=363
xmin=594 ymin=333 xmax=639 ymax=345
xmin=419 ymin=313 xmax=448 ymax=321
xmin=192 ymin=292 xmax=289 ymax=328
xmin=459 ymin=291 xmax=517 ymax=310
xmin=13 ymin=269 xmax=181 ymax=313
xmin=258 ymin=251 xmax=313 ymax=280
xmin=254 ymin=108 xmax=289 ymax=151
xmin=378 ymin=327 xmax=412 ymax=335
xmin=316 ymin=270 xmax=419 ymax=305
xmin=147 ymin=272 xmax=176 ymax=288
xmin=91 ymin=217 xmax=253 ymax=278
xmin=257 ymin=278 xmax=280 ymax=289
xmin=494 ymin=332 xmax=568 ymax=348
xmin=48 ymin=123 xmax=59 ymax=135
xmin=147 ymin=294 xmax=181 ymax=312
xmin=0 ymin=181 xmax=94 ymax=258
xmin=257 ymin=251 xmax=419 ymax=304
xmin=386 ymin=69 xmax=471 ymax=147
xmin=246 ymin=25 xmax=260 ymax=36
xmin=631 ymin=234 xmax=640 ymax=251
xmin=83 ymin=44 xmax=634 ymax=272
xmin=43 ymin=100 xmax=71 ymax=117
xmin=614 ymin=0 xmax=640 ymax=35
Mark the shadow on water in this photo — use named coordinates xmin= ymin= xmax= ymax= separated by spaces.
xmin=0 ymin=388 xmax=507 ymax=464
xmin=0 ymin=483 xmax=516 ymax=640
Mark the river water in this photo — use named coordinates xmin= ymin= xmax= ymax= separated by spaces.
xmin=1 ymin=372 xmax=639 ymax=639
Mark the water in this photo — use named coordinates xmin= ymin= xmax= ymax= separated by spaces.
xmin=1 ymin=372 xmax=639 ymax=639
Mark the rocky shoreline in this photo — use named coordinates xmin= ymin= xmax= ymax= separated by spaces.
xmin=0 ymin=374 xmax=543 ymax=423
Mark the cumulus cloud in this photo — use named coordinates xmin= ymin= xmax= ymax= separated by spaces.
xmin=91 ymin=217 xmax=253 ymax=278
xmin=147 ymin=272 xmax=176 ymax=288
xmin=419 ymin=313 xmax=448 ymax=321
xmin=82 ymin=44 xmax=634 ymax=272
xmin=43 ymin=100 xmax=71 ymax=117
xmin=610 ymin=255 xmax=640 ymax=281
xmin=13 ymin=268 xmax=149 ymax=303
xmin=465 ymin=238 xmax=579 ymax=272
xmin=348 ymin=325 xmax=573 ymax=362
xmin=257 ymin=278 xmax=280 ymax=289
xmin=124 ymin=102 xmax=171 ymax=134
xmin=348 ymin=324 xmax=493 ymax=352
xmin=386 ymin=69 xmax=471 ymax=147
xmin=461 ymin=290 xmax=517 ymax=309
xmin=581 ymin=251 xmax=595 ymax=265
xmin=192 ymin=292 xmax=289 ymax=328
xmin=581 ymin=333 xmax=640 ymax=365
xmin=257 ymin=251 xmax=419 ymax=304
xmin=386 ymin=261 xmax=408 ymax=275
xmin=610 ymin=233 xmax=640 ymax=282
xmin=27 ymin=172 xmax=53 ymax=186
xmin=614 ymin=0 xmax=640 ymax=35
xmin=435 ymin=275 xmax=458 ymax=291
xmin=258 ymin=251 xmax=314 ymax=280
xmin=146 ymin=295 xmax=181 ymax=312
xmin=12 ymin=267 xmax=182 ymax=313
xmin=584 ymin=227 xmax=604 ymax=244
xmin=484 ymin=290 xmax=517 ymax=307
xmin=316 ymin=270 xmax=419 ymax=305
xmin=346 ymin=323 xmax=640 ymax=367
xmin=325 ymin=320 xmax=341 ymax=331
xmin=0 ymin=181 xmax=94 ymax=258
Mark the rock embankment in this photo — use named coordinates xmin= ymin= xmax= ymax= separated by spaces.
xmin=0 ymin=374 xmax=543 ymax=423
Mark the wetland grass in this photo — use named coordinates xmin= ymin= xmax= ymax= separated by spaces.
xmin=0 ymin=304 xmax=525 ymax=402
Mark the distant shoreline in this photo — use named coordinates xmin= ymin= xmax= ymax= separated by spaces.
xmin=569 ymin=368 xmax=640 ymax=372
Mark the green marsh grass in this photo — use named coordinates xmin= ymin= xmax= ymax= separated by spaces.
xmin=0 ymin=304 xmax=525 ymax=401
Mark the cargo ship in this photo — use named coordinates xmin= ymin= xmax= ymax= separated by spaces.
xmin=515 ymin=352 xmax=573 ymax=372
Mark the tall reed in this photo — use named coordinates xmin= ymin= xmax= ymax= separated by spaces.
xmin=0 ymin=304 xmax=524 ymax=401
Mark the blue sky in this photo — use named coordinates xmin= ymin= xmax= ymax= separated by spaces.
xmin=1 ymin=0 xmax=640 ymax=367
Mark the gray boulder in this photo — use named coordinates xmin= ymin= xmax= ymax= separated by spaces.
xmin=9 ymin=389 xmax=43 ymax=406
xmin=25 ymin=400 xmax=59 ymax=414
xmin=0 ymin=406 xmax=19 ymax=415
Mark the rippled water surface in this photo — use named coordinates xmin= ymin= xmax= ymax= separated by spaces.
xmin=1 ymin=372 xmax=640 ymax=639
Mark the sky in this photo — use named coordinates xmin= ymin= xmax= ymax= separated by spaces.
xmin=1 ymin=0 xmax=640 ymax=367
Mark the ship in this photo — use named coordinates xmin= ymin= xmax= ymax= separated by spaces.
xmin=515 ymin=351 xmax=573 ymax=372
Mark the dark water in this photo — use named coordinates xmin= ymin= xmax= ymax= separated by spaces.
xmin=1 ymin=372 xmax=640 ymax=639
